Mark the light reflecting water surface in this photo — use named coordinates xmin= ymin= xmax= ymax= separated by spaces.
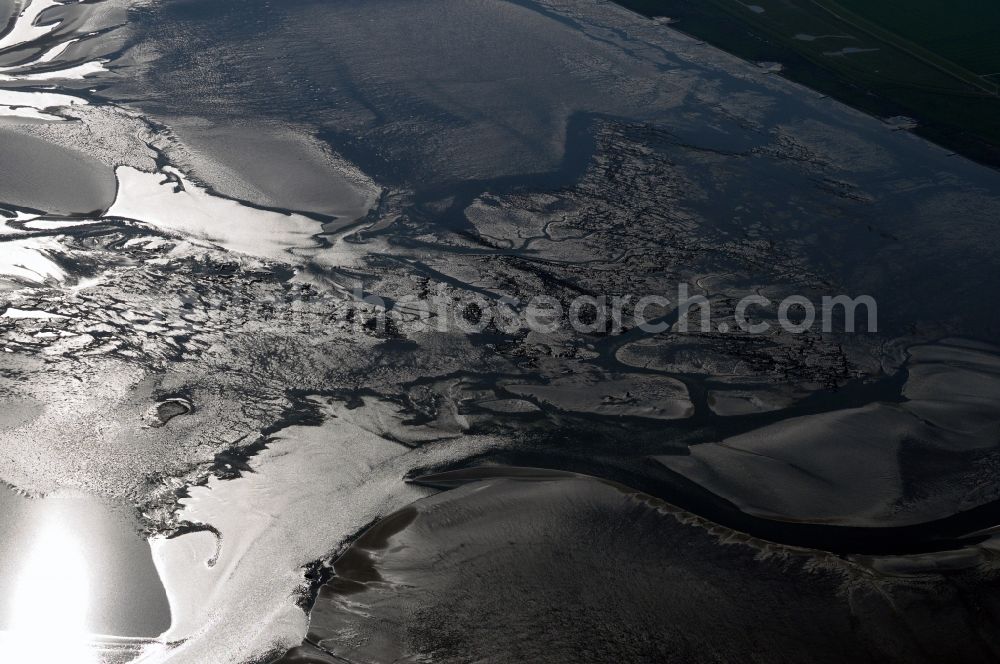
xmin=0 ymin=490 xmax=170 ymax=662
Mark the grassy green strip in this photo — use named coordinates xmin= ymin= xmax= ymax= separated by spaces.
xmin=807 ymin=0 xmax=999 ymax=97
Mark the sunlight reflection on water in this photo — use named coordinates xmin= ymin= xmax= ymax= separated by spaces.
xmin=0 ymin=491 xmax=171 ymax=664
xmin=1 ymin=506 xmax=97 ymax=663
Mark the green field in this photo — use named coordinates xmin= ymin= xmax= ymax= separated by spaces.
xmin=810 ymin=0 xmax=1000 ymax=96
xmin=833 ymin=0 xmax=1000 ymax=77
xmin=614 ymin=0 xmax=1000 ymax=166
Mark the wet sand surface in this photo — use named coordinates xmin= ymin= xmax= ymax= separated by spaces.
xmin=0 ymin=127 xmax=116 ymax=215
xmin=164 ymin=121 xmax=380 ymax=223
xmin=0 ymin=0 xmax=999 ymax=663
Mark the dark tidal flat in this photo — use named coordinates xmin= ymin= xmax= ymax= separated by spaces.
xmin=284 ymin=472 xmax=1000 ymax=664
xmin=0 ymin=0 xmax=1000 ymax=663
